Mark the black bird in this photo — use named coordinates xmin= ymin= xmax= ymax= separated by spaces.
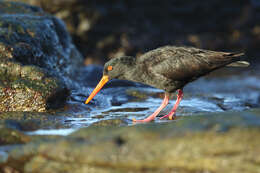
xmin=85 ymin=46 xmax=249 ymax=122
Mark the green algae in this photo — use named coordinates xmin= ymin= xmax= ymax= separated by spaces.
xmin=0 ymin=128 xmax=31 ymax=145
xmin=1 ymin=109 xmax=260 ymax=173
xmin=0 ymin=60 xmax=67 ymax=111
xmin=0 ymin=1 xmax=83 ymax=111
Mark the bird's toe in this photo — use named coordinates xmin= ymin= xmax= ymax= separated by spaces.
xmin=168 ymin=115 xmax=176 ymax=120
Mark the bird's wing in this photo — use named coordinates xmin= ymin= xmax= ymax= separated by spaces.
xmin=138 ymin=46 xmax=243 ymax=82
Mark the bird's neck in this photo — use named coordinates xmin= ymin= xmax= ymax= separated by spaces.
xmin=121 ymin=64 xmax=148 ymax=84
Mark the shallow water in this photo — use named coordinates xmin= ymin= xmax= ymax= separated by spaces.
xmin=65 ymin=68 xmax=260 ymax=127
xmin=24 ymin=66 xmax=260 ymax=135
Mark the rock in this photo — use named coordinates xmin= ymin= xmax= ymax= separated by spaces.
xmin=0 ymin=1 xmax=83 ymax=111
xmin=0 ymin=128 xmax=31 ymax=145
xmin=90 ymin=119 xmax=127 ymax=127
xmin=13 ymin=0 xmax=260 ymax=65
xmin=0 ymin=1 xmax=83 ymax=78
xmin=1 ymin=109 xmax=260 ymax=173
xmin=0 ymin=111 xmax=70 ymax=131
xmin=0 ymin=60 xmax=69 ymax=112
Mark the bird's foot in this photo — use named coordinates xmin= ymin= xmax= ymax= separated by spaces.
xmin=159 ymin=113 xmax=176 ymax=120
xmin=132 ymin=92 xmax=171 ymax=123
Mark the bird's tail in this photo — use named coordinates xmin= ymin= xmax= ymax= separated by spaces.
xmin=225 ymin=52 xmax=250 ymax=67
xmin=226 ymin=61 xmax=250 ymax=67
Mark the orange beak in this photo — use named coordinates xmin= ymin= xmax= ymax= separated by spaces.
xmin=85 ymin=75 xmax=109 ymax=104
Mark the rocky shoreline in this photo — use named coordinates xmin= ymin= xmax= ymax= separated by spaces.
xmin=1 ymin=109 xmax=260 ymax=173
xmin=0 ymin=1 xmax=259 ymax=173
xmin=0 ymin=1 xmax=83 ymax=112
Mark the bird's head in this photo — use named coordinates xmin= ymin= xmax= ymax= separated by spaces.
xmin=85 ymin=56 xmax=136 ymax=104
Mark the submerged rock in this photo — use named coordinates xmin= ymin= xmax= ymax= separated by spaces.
xmin=0 ymin=1 xmax=83 ymax=111
xmin=90 ymin=119 xmax=127 ymax=127
xmin=1 ymin=109 xmax=260 ymax=173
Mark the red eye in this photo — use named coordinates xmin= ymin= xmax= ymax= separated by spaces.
xmin=107 ymin=65 xmax=113 ymax=71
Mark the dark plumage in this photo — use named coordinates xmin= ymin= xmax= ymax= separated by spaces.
xmin=86 ymin=46 xmax=249 ymax=122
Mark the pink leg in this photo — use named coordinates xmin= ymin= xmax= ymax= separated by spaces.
xmin=133 ymin=93 xmax=170 ymax=122
xmin=160 ymin=89 xmax=183 ymax=120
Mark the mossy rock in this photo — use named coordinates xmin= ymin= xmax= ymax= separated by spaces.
xmin=0 ymin=127 xmax=31 ymax=145
xmin=0 ymin=60 xmax=69 ymax=111
xmin=0 ymin=111 xmax=70 ymax=131
xmin=1 ymin=109 xmax=260 ymax=173
xmin=0 ymin=1 xmax=83 ymax=111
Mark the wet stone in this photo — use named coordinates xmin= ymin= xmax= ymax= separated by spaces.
xmin=0 ymin=1 xmax=83 ymax=111
xmin=0 ymin=62 xmax=69 ymax=111
xmin=0 ymin=128 xmax=31 ymax=145
xmin=1 ymin=109 xmax=260 ymax=173
xmin=0 ymin=112 xmax=70 ymax=131
xmin=90 ymin=119 xmax=127 ymax=127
